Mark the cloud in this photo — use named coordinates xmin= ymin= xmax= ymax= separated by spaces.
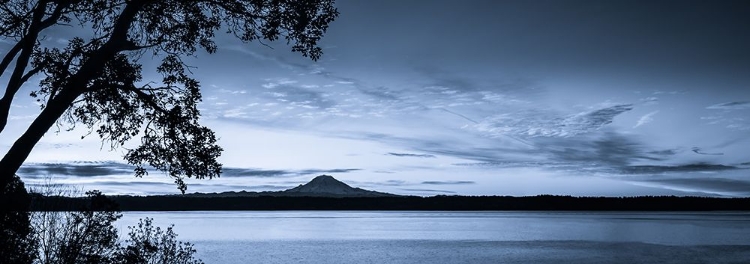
xmin=539 ymin=132 xmax=655 ymax=168
xmin=261 ymin=78 xmax=298 ymax=89
xmin=707 ymin=101 xmax=750 ymax=110
xmin=26 ymin=181 xmax=294 ymax=195
xmin=359 ymin=87 xmax=401 ymax=101
xmin=270 ymin=85 xmax=336 ymax=109
xmin=386 ymin=152 xmax=436 ymax=158
xmin=570 ymin=104 xmax=634 ymax=131
xmin=475 ymin=104 xmax=634 ymax=138
xmin=297 ymin=168 xmax=361 ymax=175
xmin=400 ymin=188 xmax=456 ymax=194
xmin=218 ymin=89 xmax=248 ymax=95
xmin=421 ymin=181 xmax=475 ymax=185
xmin=700 ymin=115 xmax=750 ymax=131
xmin=222 ymin=167 xmax=360 ymax=177
xmin=220 ymin=168 xmax=291 ymax=177
xmin=351 ymin=180 xmax=407 ymax=187
xmin=636 ymin=178 xmax=750 ymax=196
xmin=691 ymin=147 xmax=724 ymax=156
xmin=19 ymin=162 xmax=134 ymax=178
xmin=621 ymin=163 xmax=737 ymax=174
xmin=456 ymin=131 xmax=742 ymax=177
xmin=19 ymin=162 xmax=359 ymax=179
xmin=438 ymin=108 xmax=479 ymax=123
xmin=633 ymin=111 xmax=658 ymax=128
xmin=647 ymin=149 xmax=678 ymax=156
xmin=639 ymin=97 xmax=659 ymax=105
xmin=452 ymin=161 xmax=565 ymax=168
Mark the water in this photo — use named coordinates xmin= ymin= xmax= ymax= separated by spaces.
xmin=117 ymin=211 xmax=750 ymax=263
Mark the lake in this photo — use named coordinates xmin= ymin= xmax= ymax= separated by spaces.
xmin=117 ymin=211 xmax=750 ymax=263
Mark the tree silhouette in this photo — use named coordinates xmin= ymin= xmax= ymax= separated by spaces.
xmin=0 ymin=0 xmax=339 ymax=193
xmin=1 ymin=2 xmax=337 ymax=261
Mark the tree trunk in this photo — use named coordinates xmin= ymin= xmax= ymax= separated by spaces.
xmin=0 ymin=1 xmax=51 ymax=134
xmin=0 ymin=88 xmax=83 ymax=188
xmin=0 ymin=97 xmax=13 ymax=134
xmin=0 ymin=38 xmax=37 ymax=134
xmin=0 ymin=0 xmax=147 ymax=189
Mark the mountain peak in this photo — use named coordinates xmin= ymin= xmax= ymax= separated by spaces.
xmin=306 ymin=175 xmax=348 ymax=187
xmin=309 ymin=174 xmax=337 ymax=182
xmin=284 ymin=175 xmax=395 ymax=197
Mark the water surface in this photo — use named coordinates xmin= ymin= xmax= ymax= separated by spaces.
xmin=118 ymin=211 xmax=750 ymax=263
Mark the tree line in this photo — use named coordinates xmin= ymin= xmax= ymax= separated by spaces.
xmin=31 ymin=194 xmax=750 ymax=211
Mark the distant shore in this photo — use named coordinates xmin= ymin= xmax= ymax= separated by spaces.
xmin=30 ymin=194 xmax=750 ymax=211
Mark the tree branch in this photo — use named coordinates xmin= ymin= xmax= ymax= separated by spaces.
xmin=0 ymin=40 xmax=23 ymax=78
xmin=119 ymin=83 xmax=170 ymax=115
xmin=19 ymin=65 xmax=42 ymax=85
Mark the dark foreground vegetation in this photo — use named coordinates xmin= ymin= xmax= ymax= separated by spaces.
xmin=1 ymin=176 xmax=203 ymax=263
xmin=31 ymin=194 xmax=750 ymax=211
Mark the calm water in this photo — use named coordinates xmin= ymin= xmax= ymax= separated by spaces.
xmin=117 ymin=211 xmax=750 ymax=263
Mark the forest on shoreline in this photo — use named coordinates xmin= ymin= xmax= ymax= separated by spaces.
xmin=30 ymin=194 xmax=750 ymax=211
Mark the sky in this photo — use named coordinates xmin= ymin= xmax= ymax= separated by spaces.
xmin=2 ymin=0 xmax=750 ymax=196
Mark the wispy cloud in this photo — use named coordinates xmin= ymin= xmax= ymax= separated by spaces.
xmin=621 ymin=163 xmax=737 ymax=174
xmin=400 ymin=188 xmax=456 ymax=194
xmin=20 ymin=161 xmax=360 ymax=179
xmin=648 ymin=149 xmax=679 ymax=156
xmin=386 ymin=152 xmax=436 ymax=158
xmin=634 ymin=111 xmax=658 ymax=128
xmin=639 ymin=97 xmax=659 ymax=105
xmin=19 ymin=162 xmax=134 ymax=178
xmin=474 ymin=104 xmax=634 ymax=138
xmin=421 ymin=181 xmax=475 ymax=185
xmin=261 ymin=78 xmax=299 ymax=89
xmin=707 ymin=101 xmax=750 ymax=110
xmin=691 ymin=147 xmax=724 ymax=156
xmin=632 ymin=177 xmax=750 ymax=196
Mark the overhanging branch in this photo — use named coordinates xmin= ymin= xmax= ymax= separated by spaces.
xmin=119 ymin=83 xmax=170 ymax=115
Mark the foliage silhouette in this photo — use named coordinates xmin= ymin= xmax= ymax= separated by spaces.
xmin=0 ymin=174 xmax=36 ymax=264
xmin=115 ymin=218 xmax=203 ymax=264
xmin=0 ymin=0 xmax=339 ymax=193
xmin=31 ymin=189 xmax=121 ymax=264
xmin=2 ymin=2 xmax=337 ymax=261
xmin=29 ymin=186 xmax=202 ymax=264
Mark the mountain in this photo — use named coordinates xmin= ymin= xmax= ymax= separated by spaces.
xmin=283 ymin=175 xmax=395 ymax=197
xmin=182 ymin=175 xmax=398 ymax=198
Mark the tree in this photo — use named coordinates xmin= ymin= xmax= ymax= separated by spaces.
xmin=2 ymin=2 xmax=337 ymax=261
xmin=0 ymin=0 xmax=339 ymax=193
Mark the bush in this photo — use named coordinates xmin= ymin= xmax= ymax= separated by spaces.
xmin=115 ymin=218 xmax=204 ymax=264
xmin=31 ymin=190 xmax=121 ymax=264
xmin=29 ymin=186 xmax=201 ymax=264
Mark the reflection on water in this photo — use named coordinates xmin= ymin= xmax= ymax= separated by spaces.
xmin=117 ymin=211 xmax=750 ymax=263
